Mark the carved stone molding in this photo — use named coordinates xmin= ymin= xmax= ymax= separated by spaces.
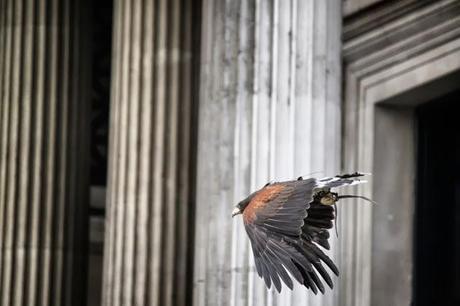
xmin=343 ymin=0 xmax=437 ymax=39
xmin=342 ymin=1 xmax=460 ymax=305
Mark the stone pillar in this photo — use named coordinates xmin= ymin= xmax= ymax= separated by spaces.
xmin=0 ymin=0 xmax=90 ymax=305
xmin=102 ymin=0 xmax=198 ymax=305
xmin=194 ymin=1 xmax=342 ymax=306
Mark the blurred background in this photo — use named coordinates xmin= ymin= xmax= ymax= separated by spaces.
xmin=0 ymin=0 xmax=459 ymax=305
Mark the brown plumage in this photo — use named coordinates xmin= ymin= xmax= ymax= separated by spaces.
xmin=243 ymin=184 xmax=286 ymax=223
xmin=231 ymin=172 xmax=373 ymax=293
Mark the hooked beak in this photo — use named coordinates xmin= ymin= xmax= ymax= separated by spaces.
xmin=231 ymin=207 xmax=241 ymax=218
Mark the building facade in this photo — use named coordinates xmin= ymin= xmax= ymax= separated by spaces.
xmin=0 ymin=0 xmax=459 ymax=305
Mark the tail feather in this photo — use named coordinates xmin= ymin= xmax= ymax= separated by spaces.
xmin=317 ymin=172 xmax=370 ymax=190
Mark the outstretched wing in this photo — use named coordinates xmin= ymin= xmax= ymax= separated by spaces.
xmin=243 ymin=179 xmax=338 ymax=293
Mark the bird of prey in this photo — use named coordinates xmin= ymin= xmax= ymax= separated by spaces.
xmin=231 ymin=172 xmax=374 ymax=293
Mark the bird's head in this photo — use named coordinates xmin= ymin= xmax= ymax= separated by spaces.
xmin=232 ymin=195 xmax=253 ymax=217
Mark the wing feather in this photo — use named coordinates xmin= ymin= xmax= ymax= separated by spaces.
xmin=243 ymin=179 xmax=339 ymax=292
xmin=263 ymin=250 xmax=293 ymax=291
xmin=266 ymin=240 xmax=305 ymax=284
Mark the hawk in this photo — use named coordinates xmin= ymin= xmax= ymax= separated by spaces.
xmin=231 ymin=172 xmax=374 ymax=293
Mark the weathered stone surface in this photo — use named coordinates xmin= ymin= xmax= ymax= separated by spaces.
xmin=0 ymin=0 xmax=91 ymax=305
xmin=194 ymin=1 xmax=342 ymax=305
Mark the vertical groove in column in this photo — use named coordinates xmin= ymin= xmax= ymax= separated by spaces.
xmin=101 ymin=0 xmax=122 ymax=303
xmin=0 ymin=0 xmax=5 ymax=292
xmin=128 ymin=0 xmax=142 ymax=304
xmin=53 ymin=0 xmax=67 ymax=300
xmin=122 ymin=0 xmax=137 ymax=303
xmin=40 ymin=0 xmax=59 ymax=303
xmin=102 ymin=0 xmax=198 ymax=305
xmin=27 ymin=0 xmax=45 ymax=304
xmin=0 ymin=0 xmax=12 ymax=302
xmin=174 ymin=1 xmax=195 ymax=305
xmin=0 ymin=0 xmax=90 ymax=305
xmin=111 ymin=0 xmax=130 ymax=304
xmin=163 ymin=0 xmax=179 ymax=303
xmin=14 ymin=0 xmax=33 ymax=305
xmin=151 ymin=0 xmax=167 ymax=303
xmin=133 ymin=0 xmax=151 ymax=304
xmin=4 ymin=1 xmax=22 ymax=305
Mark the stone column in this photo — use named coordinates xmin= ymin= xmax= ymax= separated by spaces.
xmin=193 ymin=1 xmax=342 ymax=306
xmin=102 ymin=0 xmax=198 ymax=305
xmin=0 ymin=0 xmax=90 ymax=306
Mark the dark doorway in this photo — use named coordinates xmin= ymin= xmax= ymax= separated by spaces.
xmin=414 ymin=89 xmax=460 ymax=306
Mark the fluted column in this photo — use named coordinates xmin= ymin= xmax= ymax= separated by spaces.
xmin=194 ymin=1 xmax=342 ymax=306
xmin=102 ymin=0 xmax=198 ymax=305
xmin=0 ymin=0 xmax=90 ymax=306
